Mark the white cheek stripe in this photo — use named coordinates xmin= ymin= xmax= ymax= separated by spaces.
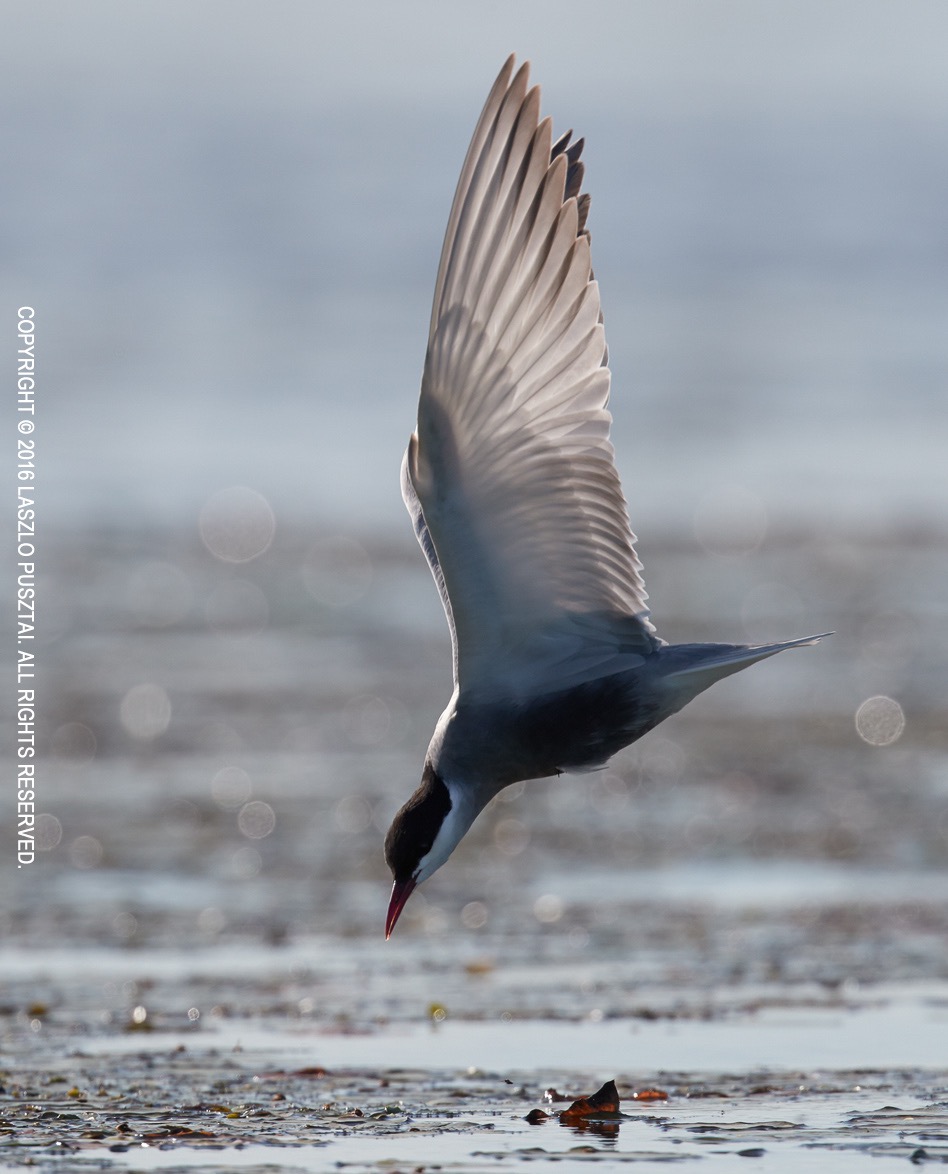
xmin=415 ymin=781 xmax=476 ymax=884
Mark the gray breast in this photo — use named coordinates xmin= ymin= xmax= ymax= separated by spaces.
xmin=455 ymin=664 xmax=666 ymax=784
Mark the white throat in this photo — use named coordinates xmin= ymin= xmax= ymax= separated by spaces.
xmin=414 ymin=778 xmax=480 ymax=885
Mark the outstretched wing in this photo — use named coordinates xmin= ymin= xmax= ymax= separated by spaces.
xmin=404 ymin=56 xmax=656 ymax=694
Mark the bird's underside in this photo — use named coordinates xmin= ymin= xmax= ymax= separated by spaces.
xmin=443 ymin=669 xmax=667 ymax=787
xmin=382 ymin=56 xmax=829 ymax=937
xmin=434 ymin=632 xmax=828 ymax=795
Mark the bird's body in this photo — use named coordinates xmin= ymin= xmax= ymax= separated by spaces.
xmin=384 ymin=57 xmax=828 ymax=937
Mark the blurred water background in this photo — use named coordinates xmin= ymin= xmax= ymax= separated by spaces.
xmin=2 ymin=5 xmax=948 ymax=1155
xmin=4 ymin=0 xmax=947 ymax=533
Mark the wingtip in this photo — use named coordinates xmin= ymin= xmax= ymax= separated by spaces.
xmin=500 ymin=52 xmax=524 ymax=85
xmin=762 ymin=631 xmax=834 ymax=651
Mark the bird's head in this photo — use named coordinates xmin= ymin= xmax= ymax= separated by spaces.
xmin=383 ymin=761 xmax=475 ymax=938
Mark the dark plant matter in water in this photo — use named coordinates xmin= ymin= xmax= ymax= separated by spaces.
xmin=2 ymin=1035 xmax=948 ymax=1169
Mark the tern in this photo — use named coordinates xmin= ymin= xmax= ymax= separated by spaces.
xmin=384 ymin=56 xmax=828 ymax=937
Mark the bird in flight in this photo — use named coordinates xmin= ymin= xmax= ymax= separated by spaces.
xmin=384 ymin=56 xmax=828 ymax=938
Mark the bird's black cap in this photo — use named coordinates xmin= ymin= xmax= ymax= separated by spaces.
xmin=384 ymin=760 xmax=451 ymax=882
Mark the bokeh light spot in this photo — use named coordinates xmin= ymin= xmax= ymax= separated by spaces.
xmin=638 ymin=737 xmax=686 ymax=783
xmin=112 ymin=912 xmax=138 ymax=940
xmin=120 ymin=683 xmax=171 ymax=740
xmin=497 ymin=780 xmax=526 ymax=805
xmin=534 ymin=893 xmax=564 ymax=924
xmin=69 ymin=835 xmax=103 ymax=869
xmin=855 ymin=695 xmax=905 ymax=746
xmin=50 ymin=722 xmax=97 ymax=761
xmin=198 ymin=907 xmax=227 ymax=935
xmin=211 ymin=766 xmax=253 ymax=809
xmin=461 ymin=901 xmax=489 ymax=929
xmin=493 ymin=818 xmax=529 ymax=856
xmin=35 ymin=813 xmax=63 ymax=852
xmin=424 ymin=906 xmax=449 ymax=935
xmin=237 ymin=800 xmax=276 ymax=839
xmin=199 ymin=486 xmax=275 ymax=564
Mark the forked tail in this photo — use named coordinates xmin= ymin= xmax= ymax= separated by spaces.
xmin=658 ymin=631 xmax=832 ymax=702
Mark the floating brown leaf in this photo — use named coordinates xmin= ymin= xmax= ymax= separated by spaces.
xmin=524 ymin=1108 xmax=549 ymax=1124
xmin=632 ymin=1087 xmax=669 ymax=1101
xmin=559 ymin=1079 xmax=621 ymax=1120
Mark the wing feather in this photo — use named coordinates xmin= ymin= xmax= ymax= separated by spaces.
xmin=405 ymin=57 xmax=656 ymax=694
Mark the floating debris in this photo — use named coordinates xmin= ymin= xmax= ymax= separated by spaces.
xmin=559 ymin=1079 xmax=622 ymax=1122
